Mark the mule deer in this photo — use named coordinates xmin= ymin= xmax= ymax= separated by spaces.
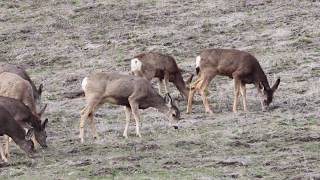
xmin=0 ymin=72 xmax=47 ymax=116
xmin=0 ymin=64 xmax=43 ymax=112
xmin=79 ymin=72 xmax=180 ymax=143
xmin=0 ymin=107 xmax=34 ymax=162
xmin=187 ymin=49 xmax=280 ymax=113
xmin=131 ymin=52 xmax=193 ymax=98
xmin=0 ymin=96 xmax=48 ymax=159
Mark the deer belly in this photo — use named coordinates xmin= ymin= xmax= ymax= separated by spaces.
xmin=104 ymin=97 xmax=130 ymax=106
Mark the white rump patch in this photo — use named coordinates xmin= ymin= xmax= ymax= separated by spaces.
xmin=81 ymin=77 xmax=88 ymax=91
xmin=196 ymin=56 xmax=201 ymax=68
xmin=131 ymin=58 xmax=142 ymax=72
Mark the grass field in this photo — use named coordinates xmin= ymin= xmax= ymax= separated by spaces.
xmin=0 ymin=0 xmax=319 ymax=179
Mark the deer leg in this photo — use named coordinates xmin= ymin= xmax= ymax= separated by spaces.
xmin=0 ymin=142 xmax=8 ymax=163
xmin=199 ymin=79 xmax=213 ymax=114
xmin=163 ymin=73 xmax=169 ymax=94
xmin=255 ymin=85 xmax=266 ymax=111
xmin=88 ymin=112 xmax=99 ymax=140
xmin=4 ymin=135 xmax=10 ymax=159
xmin=128 ymin=100 xmax=142 ymax=138
xmin=187 ymin=77 xmax=203 ymax=113
xmin=233 ymin=79 xmax=241 ymax=112
xmin=79 ymin=107 xmax=88 ymax=143
xmin=123 ymin=106 xmax=132 ymax=139
xmin=240 ymin=82 xmax=248 ymax=112
xmin=158 ymin=79 xmax=164 ymax=95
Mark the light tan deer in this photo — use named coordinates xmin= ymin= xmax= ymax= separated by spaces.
xmin=79 ymin=72 xmax=180 ymax=143
xmin=131 ymin=52 xmax=193 ymax=98
xmin=0 ymin=63 xmax=44 ymax=113
xmin=0 ymin=72 xmax=43 ymax=116
xmin=187 ymin=48 xmax=280 ymax=114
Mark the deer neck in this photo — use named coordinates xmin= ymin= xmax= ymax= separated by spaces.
xmin=255 ymin=68 xmax=271 ymax=90
xmin=150 ymin=96 xmax=169 ymax=114
xmin=173 ymin=73 xmax=189 ymax=97
xmin=6 ymin=123 xmax=26 ymax=144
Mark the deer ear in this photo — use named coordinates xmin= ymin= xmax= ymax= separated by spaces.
xmin=38 ymin=84 xmax=43 ymax=95
xmin=25 ymin=128 xmax=34 ymax=141
xmin=185 ymin=73 xmax=194 ymax=85
xmin=271 ymin=78 xmax=280 ymax=92
xmin=259 ymin=82 xmax=265 ymax=92
xmin=42 ymin=118 xmax=48 ymax=129
xmin=38 ymin=104 xmax=47 ymax=117
xmin=164 ymin=93 xmax=173 ymax=107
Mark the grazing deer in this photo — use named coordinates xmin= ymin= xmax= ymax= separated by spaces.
xmin=79 ymin=72 xmax=180 ymax=143
xmin=0 ymin=64 xmax=43 ymax=112
xmin=0 ymin=72 xmax=47 ymax=117
xmin=131 ymin=52 xmax=193 ymax=98
xmin=0 ymin=107 xmax=34 ymax=162
xmin=187 ymin=49 xmax=280 ymax=113
xmin=0 ymin=96 xmax=48 ymax=159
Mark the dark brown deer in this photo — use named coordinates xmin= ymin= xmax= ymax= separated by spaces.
xmin=0 ymin=96 xmax=48 ymax=159
xmin=0 ymin=107 xmax=34 ymax=162
xmin=0 ymin=64 xmax=43 ymax=112
xmin=131 ymin=52 xmax=193 ymax=98
xmin=187 ymin=49 xmax=280 ymax=113
xmin=79 ymin=72 xmax=180 ymax=143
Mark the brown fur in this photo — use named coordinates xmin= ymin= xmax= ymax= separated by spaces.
xmin=0 ymin=107 xmax=34 ymax=162
xmin=0 ymin=72 xmax=37 ymax=115
xmin=0 ymin=96 xmax=48 ymax=159
xmin=79 ymin=72 xmax=180 ymax=143
xmin=0 ymin=64 xmax=43 ymax=110
xmin=131 ymin=52 xmax=193 ymax=98
xmin=187 ymin=49 xmax=280 ymax=113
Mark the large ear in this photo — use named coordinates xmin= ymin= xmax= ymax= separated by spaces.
xmin=259 ymin=82 xmax=265 ymax=92
xmin=164 ymin=93 xmax=173 ymax=108
xmin=185 ymin=73 xmax=194 ymax=85
xmin=38 ymin=84 xmax=43 ymax=95
xmin=271 ymin=78 xmax=280 ymax=92
xmin=38 ymin=104 xmax=47 ymax=117
xmin=25 ymin=128 xmax=34 ymax=141
xmin=42 ymin=118 xmax=48 ymax=129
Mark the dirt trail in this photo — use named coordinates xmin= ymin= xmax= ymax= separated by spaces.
xmin=0 ymin=0 xmax=319 ymax=179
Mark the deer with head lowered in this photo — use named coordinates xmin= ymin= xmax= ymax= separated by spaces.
xmin=0 ymin=64 xmax=44 ymax=112
xmin=0 ymin=96 xmax=48 ymax=160
xmin=0 ymin=107 xmax=35 ymax=162
xmin=131 ymin=52 xmax=193 ymax=99
xmin=79 ymin=72 xmax=180 ymax=143
xmin=0 ymin=72 xmax=48 ymax=149
xmin=0 ymin=72 xmax=47 ymax=117
xmin=187 ymin=48 xmax=280 ymax=114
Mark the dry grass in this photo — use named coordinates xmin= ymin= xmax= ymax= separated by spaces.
xmin=0 ymin=0 xmax=320 ymax=179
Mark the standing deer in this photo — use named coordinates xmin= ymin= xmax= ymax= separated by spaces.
xmin=0 ymin=107 xmax=34 ymax=162
xmin=0 ymin=96 xmax=48 ymax=159
xmin=131 ymin=52 xmax=193 ymax=98
xmin=187 ymin=49 xmax=280 ymax=113
xmin=79 ymin=72 xmax=180 ymax=143
xmin=0 ymin=64 xmax=43 ymax=112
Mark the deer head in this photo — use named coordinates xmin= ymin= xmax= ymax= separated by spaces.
xmin=19 ymin=128 xmax=35 ymax=156
xmin=260 ymin=78 xmax=280 ymax=107
xmin=164 ymin=93 xmax=180 ymax=129
xmin=34 ymin=118 xmax=49 ymax=148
